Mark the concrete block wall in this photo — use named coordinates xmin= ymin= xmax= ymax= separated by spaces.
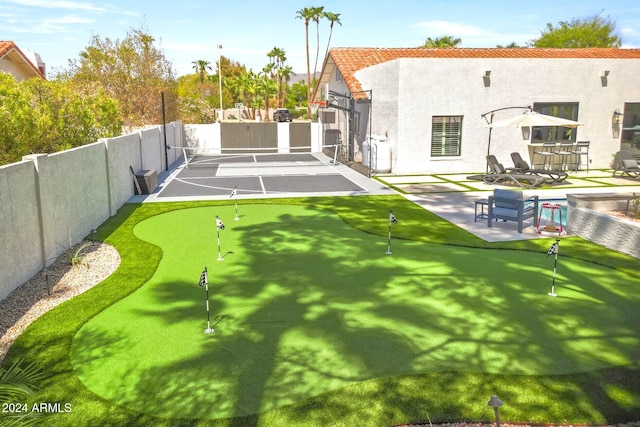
xmin=0 ymin=122 xmax=184 ymax=301
xmin=567 ymin=193 xmax=640 ymax=259
xmin=0 ymin=160 xmax=43 ymax=301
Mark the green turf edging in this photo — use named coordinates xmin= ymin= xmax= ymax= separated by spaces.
xmin=2 ymin=195 xmax=639 ymax=426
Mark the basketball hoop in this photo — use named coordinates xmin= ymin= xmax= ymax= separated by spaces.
xmin=311 ymin=101 xmax=327 ymax=108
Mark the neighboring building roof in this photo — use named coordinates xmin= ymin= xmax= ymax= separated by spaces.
xmin=317 ymin=47 xmax=640 ymax=100
xmin=0 ymin=40 xmax=46 ymax=80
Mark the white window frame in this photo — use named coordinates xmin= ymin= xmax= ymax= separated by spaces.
xmin=431 ymin=116 xmax=462 ymax=157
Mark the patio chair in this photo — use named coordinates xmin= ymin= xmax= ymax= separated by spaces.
xmin=571 ymin=141 xmax=590 ymax=172
xmin=531 ymin=142 xmax=557 ymax=170
xmin=612 ymin=151 xmax=640 ymax=179
xmin=483 ymin=155 xmax=545 ymax=189
xmin=510 ymin=152 xmax=568 ymax=184
xmin=555 ymin=141 xmax=575 ymax=171
xmin=487 ymin=189 xmax=539 ymax=233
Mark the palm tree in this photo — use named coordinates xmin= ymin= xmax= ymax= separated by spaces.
xmin=0 ymin=358 xmax=46 ymax=426
xmin=258 ymin=71 xmax=277 ymax=122
xmin=278 ymin=65 xmax=293 ymax=107
xmin=311 ymin=6 xmax=325 ymax=86
xmin=191 ymin=59 xmax=212 ymax=83
xmin=322 ymin=11 xmax=341 ymax=69
xmin=296 ymin=7 xmax=315 ymax=118
xmin=267 ymin=46 xmax=288 ymax=107
xmin=422 ymin=36 xmax=462 ymax=48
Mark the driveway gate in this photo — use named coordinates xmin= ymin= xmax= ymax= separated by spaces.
xmin=221 ymin=123 xmax=277 ymax=152
xmin=220 ymin=122 xmax=312 ymax=153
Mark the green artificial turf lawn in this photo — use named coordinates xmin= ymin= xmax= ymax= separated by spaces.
xmin=69 ymin=203 xmax=640 ymax=421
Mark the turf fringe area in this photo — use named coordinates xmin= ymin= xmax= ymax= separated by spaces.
xmin=2 ymin=195 xmax=639 ymax=426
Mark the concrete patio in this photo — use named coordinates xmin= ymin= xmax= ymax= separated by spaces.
xmin=374 ymin=169 xmax=640 ymax=242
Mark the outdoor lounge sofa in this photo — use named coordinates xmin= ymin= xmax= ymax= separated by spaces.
xmin=510 ymin=152 xmax=568 ymax=184
xmin=612 ymin=150 xmax=640 ymax=179
xmin=483 ymin=155 xmax=545 ymax=189
xmin=487 ymin=189 xmax=539 ymax=233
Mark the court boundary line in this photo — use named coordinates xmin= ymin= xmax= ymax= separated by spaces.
xmin=154 ymin=151 xmax=380 ymax=199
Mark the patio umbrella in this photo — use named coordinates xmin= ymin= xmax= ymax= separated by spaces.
xmin=484 ymin=111 xmax=583 ymax=171
xmin=486 ymin=111 xmax=584 ymax=129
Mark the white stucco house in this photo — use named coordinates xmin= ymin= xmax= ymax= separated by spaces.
xmin=313 ymin=47 xmax=640 ymax=175
xmin=0 ymin=40 xmax=46 ymax=81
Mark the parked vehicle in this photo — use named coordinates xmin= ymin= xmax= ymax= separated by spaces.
xmin=273 ymin=108 xmax=293 ymax=122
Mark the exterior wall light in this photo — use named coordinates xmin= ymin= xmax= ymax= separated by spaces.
xmin=483 ymin=70 xmax=491 ymax=87
xmin=613 ymin=109 xmax=623 ymax=125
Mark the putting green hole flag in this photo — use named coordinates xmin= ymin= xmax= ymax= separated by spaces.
xmin=216 ymin=216 xmax=225 ymax=230
xmin=198 ymin=267 xmax=208 ymax=287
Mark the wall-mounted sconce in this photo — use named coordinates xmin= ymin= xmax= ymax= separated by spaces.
xmin=521 ymin=126 xmax=531 ymax=140
xmin=612 ymin=109 xmax=623 ymax=125
xmin=601 ymin=70 xmax=610 ymax=78
xmin=483 ymin=69 xmax=491 ymax=87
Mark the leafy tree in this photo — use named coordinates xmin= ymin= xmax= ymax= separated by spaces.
xmin=176 ymin=74 xmax=217 ymax=124
xmin=0 ymin=73 xmax=121 ymax=165
xmin=422 ymin=36 xmax=462 ymax=47
xmin=496 ymin=42 xmax=522 ymax=48
xmin=530 ymin=14 xmax=621 ymax=48
xmin=285 ymin=80 xmax=308 ymax=110
xmin=62 ymin=26 xmax=177 ymax=128
xmin=177 ymin=56 xmax=246 ymax=123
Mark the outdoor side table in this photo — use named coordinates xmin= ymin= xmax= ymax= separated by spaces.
xmin=474 ymin=198 xmax=489 ymax=222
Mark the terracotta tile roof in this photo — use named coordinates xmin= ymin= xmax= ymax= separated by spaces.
xmin=0 ymin=40 xmax=46 ymax=80
xmin=0 ymin=40 xmax=16 ymax=58
xmin=324 ymin=47 xmax=640 ymax=100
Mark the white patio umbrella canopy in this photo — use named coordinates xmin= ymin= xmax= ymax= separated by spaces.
xmin=486 ymin=111 xmax=583 ymax=128
xmin=482 ymin=110 xmax=583 ymax=173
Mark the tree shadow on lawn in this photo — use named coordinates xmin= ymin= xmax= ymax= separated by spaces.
xmin=70 ymin=204 xmax=640 ymax=424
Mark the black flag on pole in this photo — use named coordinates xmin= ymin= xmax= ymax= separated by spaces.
xmin=230 ymin=187 xmax=236 ymax=198
xmin=547 ymin=241 xmax=558 ymax=257
xmin=198 ymin=268 xmax=208 ymax=287
xmin=389 ymin=211 xmax=398 ymax=224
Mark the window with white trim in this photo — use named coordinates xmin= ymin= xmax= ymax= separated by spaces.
xmin=431 ymin=116 xmax=462 ymax=156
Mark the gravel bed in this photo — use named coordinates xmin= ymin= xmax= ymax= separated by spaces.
xmin=0 ymin=241 xmax=120 ymax=362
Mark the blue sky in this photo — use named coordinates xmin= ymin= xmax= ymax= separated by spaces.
xmin=2 ymin=0 xmax=639 ymax=78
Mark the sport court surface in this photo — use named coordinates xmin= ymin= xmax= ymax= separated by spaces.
xmin=152 ymin=151 xmax=393 ymax=199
